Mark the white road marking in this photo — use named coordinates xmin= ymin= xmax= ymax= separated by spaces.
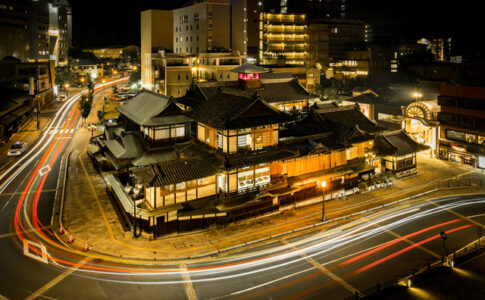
xmin=38 ymin=165 xmax=51 ymax=176
xmin=180 ymin=264 xmax=198 ymax=300
xmin=23 ymin=239 xmax=48 ymax=264
xmin=25 ymin=258 xmax=89 ymax=300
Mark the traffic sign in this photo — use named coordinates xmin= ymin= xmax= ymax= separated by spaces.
xmin=440 ymin=231 xmax=447 ymax=240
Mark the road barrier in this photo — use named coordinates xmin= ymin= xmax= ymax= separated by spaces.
xmin=346 ymin=235 xmax=484 ymax=299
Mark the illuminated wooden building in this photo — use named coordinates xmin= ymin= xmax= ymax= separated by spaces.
xmin=96 ymin=69 xmax=390 ymax=236
xmin=177 ymin=64 xmax=319 ymax=112
xmin=374 ymin=130 xmax=428 ymax=178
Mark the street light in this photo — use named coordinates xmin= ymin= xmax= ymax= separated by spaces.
xmin=64 ymin=83 xmax=69 ymax=97
xmin=412 ymin=91 xmax=422 ymax=100
xmin=321 ymin=180 xmax=327 ymax=221
xmin=34 ymin=108 xmax=39 ymax=130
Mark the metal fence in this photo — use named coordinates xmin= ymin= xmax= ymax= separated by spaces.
xmin=345 ymin=235 xmax=484 ymax=299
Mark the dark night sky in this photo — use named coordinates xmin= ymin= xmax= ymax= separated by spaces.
xmin=68 ymin=0 xmax=482 ymax=53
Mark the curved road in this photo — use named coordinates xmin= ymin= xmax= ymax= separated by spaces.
xmin=0 ymin=86 xmax=484 ymax=299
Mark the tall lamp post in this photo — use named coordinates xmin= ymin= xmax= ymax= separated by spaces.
xmin=64 ymin=83 xmax=69 ymax=97
xmin=34 ymin=108 xmax=39 ymax=130
xmin=321 ymin=180 xmax=327 ymax=221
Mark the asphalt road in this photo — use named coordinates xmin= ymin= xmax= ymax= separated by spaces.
xmin=0 ymin=83 xmax=484 ymax=299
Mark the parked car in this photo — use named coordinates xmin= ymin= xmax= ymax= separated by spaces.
xmin=7 ymin=142 xmax=27 ymax=156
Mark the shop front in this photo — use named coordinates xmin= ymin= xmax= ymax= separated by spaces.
xmin=439 ymin=144 xmax=476 ymax=167
xmin=404 ymin=100 xmax=440 ymax=155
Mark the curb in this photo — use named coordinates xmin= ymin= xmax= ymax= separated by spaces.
xmin=57 ymin=170 xmax=485 ymax=262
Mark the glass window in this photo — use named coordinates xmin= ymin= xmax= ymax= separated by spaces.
xmin=154 ymin=128 xmax=169 ymax=140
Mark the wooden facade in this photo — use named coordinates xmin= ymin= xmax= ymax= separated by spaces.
xmin=197 ymin=123 xmax=279 ymax=153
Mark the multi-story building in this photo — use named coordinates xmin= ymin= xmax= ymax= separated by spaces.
xmin=259 ymin=12 xmax=309 ymax=66
xmin=47 ymin=0 xmax=70 ymax=65
xmin=149 ymin=51 xmax=195 ymax=97
xmin=0 ymin=0 xmax=30 ymax=61
xmin=28 ymin=0 xmax=71 ymax=65
xmin=308 ymin=19 xmax=367 ymax=80
xmin=83 ymin=45 xmax=140 ymax=60
xmin=70 ymin=59 xmax=104 ymax=84
xmin=438 ymin=85 xmax=485 ymax=169
xmin=263 ymin=0 xmax=346 ymax=18
xmin=28 ymin=0 xmax=50 ymax=63
xmin=195 ymin=52 xmax=243 ymax=82
xmin=0 ymin=60 xmax=55 ymax=107
xmin=327 ymin=49 xmax=370 ymax=79
xmin=172 ymin=0 xmax=247 ymax=56
xmin=141 ymin=9 xmax=174 ymax=88
xmin=0 ymin=0 xmax=70 ymax=64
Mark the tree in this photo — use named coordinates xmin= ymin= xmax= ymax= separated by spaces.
xmin=129 ymin=69 xmax=140 ymax=86
xmin=78 ymin=92 xmax=94 ymax=125
xmin=86 ymin=74 xmax=94 ymax=92
xmin=55 ymin=66 xmax=75 ymax=88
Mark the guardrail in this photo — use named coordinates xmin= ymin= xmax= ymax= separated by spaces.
xmin=346 ymin=235 xmax=484 ymax=299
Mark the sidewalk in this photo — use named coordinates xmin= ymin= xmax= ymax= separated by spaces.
xmin=60 ymin=124 xmax=485 ymax=261
xmin=0 ymin=115 xmax=51 ymax=174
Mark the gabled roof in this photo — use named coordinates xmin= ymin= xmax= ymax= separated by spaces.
xmin=134 ymin=156 xmax=224 ymax=187
xmin=231 ymin=64 xmax=268 ymax=74
xmin=117 ymin=90 xmax=192 ymax=126
xmin=345 ymin=93 xmax=385 ymax=105
xmin=259 ymin=78 xmax=318 ymax=103
xmin=282 ymin=108 xmax=332 ymax=137
xmin=174 ymin=84 xmax=206 ymax=109
xmin=104 ymin=131 xmax=145 ymax=159
xmin=188 ymin=88 xmax=293 ymax=129
xmin=374 ymin=130 xmax=429 ymax=157
xmin=314 ymin=104 xmax=386 ymax=133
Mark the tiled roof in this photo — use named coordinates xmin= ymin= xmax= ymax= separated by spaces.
xmin=345 ymin=93 xmax=384 ymax=105
xmin=231 ymin=64 xmax=268 ymax=74
xmin=259 ymin=78 xmax=318 ymax=103
xmin=314 ymin=104 xmax=385 ymax=133
xmin=188 ymin=88 xmax=293 ymax=129
xmin=117 ymin=90 xmax=192 ymax=126
xmin=150 ymin=156 xmax=223 ymax=186
xmin=104 ymin=131 xmax=145 ymax=159
xmin=374 ymin=130 xmax=428 ymax=156
xmin=174 ymin=85 xmax=205 ymax=109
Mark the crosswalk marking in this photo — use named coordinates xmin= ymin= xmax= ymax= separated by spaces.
xmin=48 ymin=128 xmax=75 ymax=135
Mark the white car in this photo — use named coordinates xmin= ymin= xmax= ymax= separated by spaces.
xmin=57 ymin=94 xmax=67 ymax=101
xmin=7 ymin=142 xmax=28 ymax=156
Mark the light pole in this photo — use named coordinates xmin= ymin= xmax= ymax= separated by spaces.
xmin=64 ymin=83 xmax=69 ymax=97
xmin=321 ymin=180 xmax=327 ymax=221
xmin=34 ymin=108 xmax=39 ymax=130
